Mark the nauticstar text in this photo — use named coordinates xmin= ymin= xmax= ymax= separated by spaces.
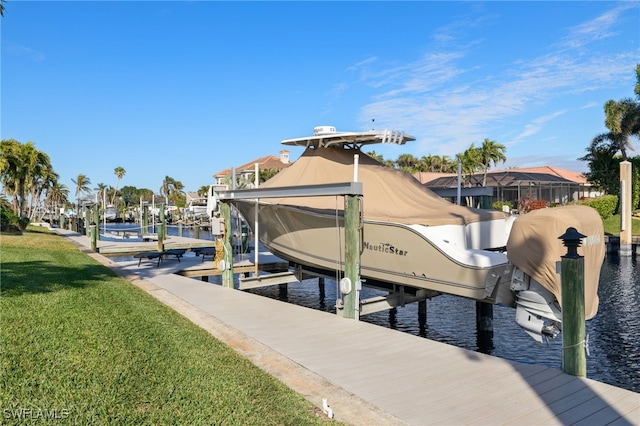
xmin=363 ymin=241 xmax=408 ymax=256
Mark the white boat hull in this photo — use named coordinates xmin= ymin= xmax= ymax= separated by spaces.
xmin=235 ymin=201 xmax=516 ymax=305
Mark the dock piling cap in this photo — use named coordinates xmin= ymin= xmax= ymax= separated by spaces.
xmin=559 ymin=227 xmax=587 ymax=258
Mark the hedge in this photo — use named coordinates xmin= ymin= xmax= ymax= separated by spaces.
xmin=579 ymin=194 xmax=618 ymax=219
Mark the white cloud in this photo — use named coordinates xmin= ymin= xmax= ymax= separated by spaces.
xmin=346 ymin=57 xmax=378 ymax=72
xmin=509 ymin=110 xmax=567 ymax=145
xmin=353 ymin=3 xmax=638 ymax=160
xmin=5 ymin=42 xmax=45 ymax=61
xmin=559 ymin=2 xmax=638 ymax=50
xmin=580 ymin=101 xmax=599 ymax=110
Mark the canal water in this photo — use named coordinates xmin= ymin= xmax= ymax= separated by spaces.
xmin=106 ymin=223 xmax=640 ymax=393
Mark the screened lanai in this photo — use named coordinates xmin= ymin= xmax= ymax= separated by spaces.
xmin=424 ymin=169 xmax=598 ymax=207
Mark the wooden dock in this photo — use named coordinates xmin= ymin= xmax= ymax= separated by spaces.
xmin=96 ymin=235 xmax=215 ymax=256
xmin=55 ymin=228 xmax=640 ymax=425
xmin=177 ymin=256 xmax=290 ymax=279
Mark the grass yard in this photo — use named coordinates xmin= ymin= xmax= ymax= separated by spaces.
xmin=602 ymin=214 xmax=640 ymax=236
xmin=0 ymin=227 xmax=337 ymax=425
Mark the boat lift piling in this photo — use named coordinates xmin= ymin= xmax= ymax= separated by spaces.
xmin=619 ymin=161 xmax=632 ymax=256
xmin=559 ymin=227 xmax=587 ymax=377
xmin=216 ymin=182 xmax=363 ymax=319
xmin=90 ymin=207 xmax=99 ymax=251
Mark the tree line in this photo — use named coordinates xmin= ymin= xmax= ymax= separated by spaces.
xmin=0 ymin=142 xmax=189 ymax=224
xmin=367 ymin=137 xmax=506 ymax=187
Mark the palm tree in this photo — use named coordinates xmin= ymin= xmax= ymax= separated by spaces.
xmin=159 ymin=176 xmax=175 ymax=200
xmin=367 ymin=150 xmax=385 ymax=164
xmin=0 ymin=139 xmax=45 ymax=217
xmin=395 ymin=153 xmax=419 ymax=173
xmin=579 ymin=140 xmax=620 ymax=195
xmin=366 ymin=150 xmax=393 ymax=167
xmin=419 ymin=154 xmax=438 ymax=172
xmin=95 ymin=183 xmax=108 ymax=207
xmin=222 ymin=174 xmax=253 ymax=189
xmin=259 ymin=168 xmax=281 ymax=183
xmin=110 ymin=166 xmax=126 ymax=205
xmin=478 ymin=138 xmax=507 ymax=186
xmin=46 ymin=181 xmax=70 ymax=219
xmin=197 ymin=185 xmax=210 ymax=197
xmin=171 ymin=180 xmax=186 ymax=205
xmin=455 ymin=144 xmax=482 ymax=184
xmin=635 ymin=63 xmax=640 ymax=100
xmin=26 ymin=156 xmax=56 ymax=220
xmin=71 ymin=174 xmax=92 ymax=210
xmin=159 ymin=176 xmax=186 ymax=205
xmin=600 ymin=98 xmax=639 ymax=161
xmin=0 ymin=0 xmax=6 ymax=17
xmin=438 ymin=155 xmax=456 ymax=173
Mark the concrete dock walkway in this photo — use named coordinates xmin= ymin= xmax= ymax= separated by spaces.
xmin=54 ymin=227 xmax=639 ymax=425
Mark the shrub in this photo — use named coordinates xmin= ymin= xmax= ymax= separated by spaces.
xmin=580 ymin=195 xmax=618 ymax=219
xmin=492 ymin=200 xmax=513 ymax=212
xmin=518 ymin=198 xmax=548 ymax=213
xmin=0 ymin=207 xmax=22 ymax=232
xmin=0 ymin=207 xmax=30 ymax=232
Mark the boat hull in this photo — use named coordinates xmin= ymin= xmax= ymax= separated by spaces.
xmin=236 ymin=201 xmax=515 ymax=305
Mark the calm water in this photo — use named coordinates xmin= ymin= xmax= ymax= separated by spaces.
xmin=106 ymin=223 xmax=640 ymax=393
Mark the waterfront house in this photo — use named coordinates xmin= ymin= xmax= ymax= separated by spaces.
xmin=416 ymin=166 xmax=601 ymax=209
xmin=213 ymin=150 xmax=293 ymax=186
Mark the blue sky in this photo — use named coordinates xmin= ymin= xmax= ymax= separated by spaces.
xmin=2 ymin=1 xmax=639 ymax=194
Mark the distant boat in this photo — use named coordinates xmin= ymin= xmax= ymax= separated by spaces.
xmin=103 ymin=205 xmax=119 ymax=222
xmin=229 ymin=126 xmax=606 ymax=343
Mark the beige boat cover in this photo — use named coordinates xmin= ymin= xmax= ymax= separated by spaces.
xmin=260 ymin=147 xmax=507 ymax=226
xmin=506 ymin=205 xmax=605 ymax=319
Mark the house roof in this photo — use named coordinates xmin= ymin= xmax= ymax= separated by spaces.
xmin=510 ymin=166 xmax=587 ymax=183
xmin=414 ymin=171 xmax=457 ymax=185
xmin=419 ymin=166 xmax=588 ymax=188
xmin=214 ymin=153 xmax=292 ymax=178
xmin=185 ymin=191 xmax=205 ymax=202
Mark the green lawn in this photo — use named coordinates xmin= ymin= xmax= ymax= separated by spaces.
xmin=0 ymin=227 xmax=337 ymax=425
xmin=602 ymin=214 xmax=640 ymax=236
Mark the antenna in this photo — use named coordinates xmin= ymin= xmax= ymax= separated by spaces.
xmin=371 ymin=118 xmax=375 ymax=130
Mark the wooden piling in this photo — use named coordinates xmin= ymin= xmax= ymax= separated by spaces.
xmin=620 ymin=161 xmax=632 ymax=256
xmin=90 ymin=224 xmax=97 ymax=252
xmin=475 ymin=301 xmax=494 ymax=334
xmin=157 ymin=204 xmax=165 ymax=252
xmin=221 ymin=202 xmax=234 ymax=288
xmin=90 ymin=206 xmax=99 ymax=251
xmin=342 ymin=194 xmax=361 ymax=319
xmin=142 ymin=205 xmax=149 ymax=235
xmin=560 ymin=227 xmax=587 ymax=377
xmin=279 ymin=284 xmax=288 ymax=299
xmin=418 ymin=299 xmax=427 ymax=326
xmin=85 ymin=206 xmax=91 ymax=236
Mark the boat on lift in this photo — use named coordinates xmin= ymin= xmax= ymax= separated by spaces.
xmin=103 ymin=205 xmax=119 ymax=222
xmin=227 ymin=126 xmax=605 ymax=343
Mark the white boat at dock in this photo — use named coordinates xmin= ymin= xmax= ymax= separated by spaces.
xmin=103 ymin=205 xmax=119 ymax=222
xmin=228 ymin=126 xmax=605 ymax=342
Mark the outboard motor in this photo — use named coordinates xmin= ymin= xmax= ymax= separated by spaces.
xmin=506 ymin=205 xmax=605 ymax=343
